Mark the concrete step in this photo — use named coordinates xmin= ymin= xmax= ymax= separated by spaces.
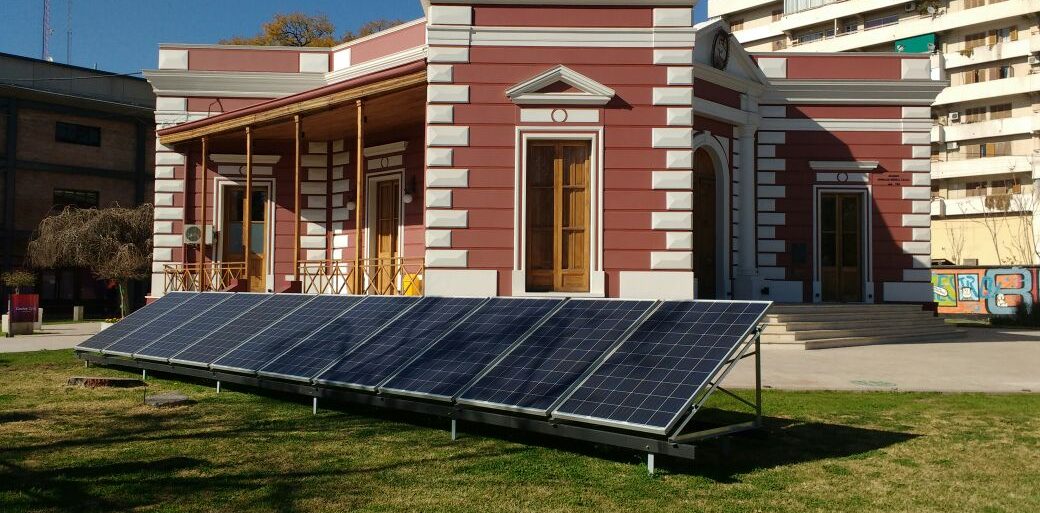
xmin=769 ymin=304 xmax=924 ymax=315
xmin=764 ymin=316 xmax=945 ymax=333
xmin=762 ymin=323 xmax=954 ymax=343
xmin=764 ymin=311 xmax=937 ymax=324
xmin=802 ymin=329 xmax=968 ymax=350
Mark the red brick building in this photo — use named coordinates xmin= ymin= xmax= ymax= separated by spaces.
xmin=147 ymin=0 xmax=944 ymax=305
xmin=0 ymin=52 xmax=155 ymax=315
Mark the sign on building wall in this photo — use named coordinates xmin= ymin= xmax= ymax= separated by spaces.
xmin=932 ymin=267 xmax=1037 ymax=315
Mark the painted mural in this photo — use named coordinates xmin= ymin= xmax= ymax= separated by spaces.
xmin=932 ymin=266 xmax=1038 ymax=315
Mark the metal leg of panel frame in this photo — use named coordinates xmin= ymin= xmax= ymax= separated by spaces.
xmin=754 ymin=327 xmax=763 ymax=428
xmin=84 ymin=360 xmax=89 ymax=368
xmin=216 ymin=381 xmax=221 ymax=394
xmin=451 ymin=419 xmax=457 ymax=441
xmin=141 ymin=369 xmax=147 ymax=380
xmin=312 ymin=397 xmax=318 ymax=415
xmin=647 ymin=453 xmax=655 ymax=475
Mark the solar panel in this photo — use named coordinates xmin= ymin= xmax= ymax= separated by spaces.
xmin=210 ymin=295 xmax=362 ymax=374
xmin=457 ymin=299 xmax=655 ymax=415
xmin=314 ymin=296 xmax=487 ymax=390
xmin=551 ymin=300 xmax=770 ymax=435
xmin=170 ymin=294 xmax=315 ymax=367
xmin=380 ymin=297 xmax=563 ymax=401
xmin=75 ymin=292 xmax=197 ymax=352
xmin=258 ymin=296 xmax=421 ymax=382
xmin=134 ymin=293 xmax=269 ymax=362
xmin=104 ymin=293 xmax=232 ymax=357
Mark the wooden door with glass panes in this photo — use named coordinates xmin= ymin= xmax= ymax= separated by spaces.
xmin=820 ymin=193 xmax=863 ymax=302
xmin=221 ymin=186 xmax=268 ymax=292
xmin=371 ymin=177 xmax=401 ymax=294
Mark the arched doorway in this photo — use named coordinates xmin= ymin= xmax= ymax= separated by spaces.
xmin=693 ymin=148 xmax=717 ymax=299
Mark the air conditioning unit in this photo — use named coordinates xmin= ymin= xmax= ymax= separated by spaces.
xmin=947 ymin=141 xmax=959 ymax=150
xmin=904 ymin=1 xmax=917 ymax=12
xmin=1029 ymin=55 xmax=1040 ymax=66
xmin=949 ymin=111 xmax=960 ymax=123
xmin=183 ymin=225 xmax=212 ymax=245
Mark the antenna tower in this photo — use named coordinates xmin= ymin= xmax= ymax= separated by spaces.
xmin=41 ymin=0 xmax=53 ymax=61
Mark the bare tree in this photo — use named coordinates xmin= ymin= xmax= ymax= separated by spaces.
xmin=944 ymin=223 xmax=967 ymax=265
xmin=27 ymin=205 xmax=153 ymax=318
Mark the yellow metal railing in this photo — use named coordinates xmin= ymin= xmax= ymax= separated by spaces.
xmin=163 ymin=262 xmax=246 ymax=293
xmin=298 ymin=258 xmax=424 ymax=296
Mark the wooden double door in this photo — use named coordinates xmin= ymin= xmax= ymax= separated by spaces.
xmin=368 ymin=175 xmax=401 ymax=294
xmin=819 ymin=192 xmax=864 ymax=302
xmin=526 ymin=140 xmax=591 ymax=293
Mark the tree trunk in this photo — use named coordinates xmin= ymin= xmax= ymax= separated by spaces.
xmin=118 ymin=279 xmax=131 ymax=319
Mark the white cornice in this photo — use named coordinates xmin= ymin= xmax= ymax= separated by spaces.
xmin=364 ymin=141 xmax=409 ymax=157
xmin=157 ymin=43 xmax=330 ymax=52
xmin=144 ymin=69 xmax=326 ymax=99
xmin=810 ymin=161 xmax=881 ymax=171
xmin=330 ymin=18 xmax=427 ymax=52
xmin=693 ymin=63 xmax=767 ymax=96
xmin=210 ymin=154 xmax=282 ymax=165
xmin=761 ymin=118 xmax=934 ymax=132
xmin=427 ymin=25 xmax=696 ymax=48
xmin=507 ymin=65 xmax=616 ymax=106
xmin=696 ymin=98 xmax=757 ymax=127
xmin=423 ymin=0 xmax=696 ymax=6
xmin=761 ymin=79 xmax=947 ymax=106
xmin=324 ymin=46 xmax=427 ymax=85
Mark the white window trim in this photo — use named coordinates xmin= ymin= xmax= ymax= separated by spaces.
xmin=212 ymin=177 xmax=277 ymax=292
xmin=511 ymin=126 xmax=605 ymax=297
xmin=811 ymin=185 xmax=875 ymax=304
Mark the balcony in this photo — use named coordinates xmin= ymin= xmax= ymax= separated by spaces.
xmin=784 ymin=0 xmax=1040 ymax=52
xmin=933 ymin=74 xmax=1040 ymax=106
xmin=942 ymin=34 xmax=1040 ymax=70
xmin=931 ymin=155 xmax=1036 ymax=180
xmin=708 ymin=0 xmax=777 ymax=19
xmin=932 ymin=115 xmax=1040 ymax=144
xmin=932 ymin=193 xmax=1034 ymax=217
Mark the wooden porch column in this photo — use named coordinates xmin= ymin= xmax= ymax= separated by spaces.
xmin=354 ymin=99 xmax=365 ymax=292
xmin=293 ymin=115 xmax=302 ymax=282
xmin=200 ymin=136 xmax=208 ymax=291
xmin=243 ymin=126 xmax=253 ymax=286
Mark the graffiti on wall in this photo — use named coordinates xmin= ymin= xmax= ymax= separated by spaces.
xmin=932 ymin=267 xmax=1037 ymax=315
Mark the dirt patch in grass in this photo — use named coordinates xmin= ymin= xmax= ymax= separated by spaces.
xmin=0 ymin=350 xmax=1037 ymax=513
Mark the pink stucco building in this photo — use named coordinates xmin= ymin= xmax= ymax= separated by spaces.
xmin=147 ymin=0 xmax=944 ymax=305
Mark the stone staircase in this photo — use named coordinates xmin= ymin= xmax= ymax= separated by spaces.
xmin=761 ymin=304 xmax=966 ymax=349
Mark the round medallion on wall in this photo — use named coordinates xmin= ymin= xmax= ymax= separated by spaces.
xmin=712 ymin=29 xmax=731 ymax=71
xmin=838 ymin=172 xmax=849 ymax=183
xmin=380 ymin=157 xmax=391 ymax=169
xmin=551 ymin=108 xmax=569 ymax=123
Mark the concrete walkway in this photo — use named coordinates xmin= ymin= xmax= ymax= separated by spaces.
xmin=728 ymin=327 xmax=1040 ymax=393
xmin=1 ymin=323 xmax=1038 ymax=393
xmin=0 ymin=322 xmax=105 ymax=353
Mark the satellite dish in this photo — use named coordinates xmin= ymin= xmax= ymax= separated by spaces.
xmin=927 ymin=6 xmax=936 ymax=14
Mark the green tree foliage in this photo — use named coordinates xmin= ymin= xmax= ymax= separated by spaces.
xmin=220 ymin=12 xmax=405 ymax=47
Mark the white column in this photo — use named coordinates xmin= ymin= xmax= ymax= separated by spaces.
xmin=734 ymin=122 xmax=761 ymax=299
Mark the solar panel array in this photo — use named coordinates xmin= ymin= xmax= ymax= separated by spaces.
xmin=77 ymin=293 xmax=769 ymax=437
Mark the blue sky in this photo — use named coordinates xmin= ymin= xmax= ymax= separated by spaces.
xmin=0 ymin=1 xmax=708 ymax=75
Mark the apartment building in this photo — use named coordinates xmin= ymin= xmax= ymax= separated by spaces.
xmin=711 ymin=0 xmax=1040 ymax=266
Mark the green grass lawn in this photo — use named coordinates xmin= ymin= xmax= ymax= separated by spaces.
xmin=1 ymin=350 xmax=1037 ymax=513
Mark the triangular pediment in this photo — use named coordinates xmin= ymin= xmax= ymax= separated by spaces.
xmin=506 ymin=65 xmax=616 ymax=106
xmin=693 ymin=18 xmax=771 ymax=88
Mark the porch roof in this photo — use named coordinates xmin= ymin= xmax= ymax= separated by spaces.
xmin=157 ymin=60 xmax=427 ymax=146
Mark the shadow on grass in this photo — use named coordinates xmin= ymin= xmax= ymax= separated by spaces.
xmin=0 ymin=412 xmax=38 ymax=424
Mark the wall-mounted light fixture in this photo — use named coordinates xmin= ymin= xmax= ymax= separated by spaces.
xmin=402 ymin=175 xmax=415 ymax=204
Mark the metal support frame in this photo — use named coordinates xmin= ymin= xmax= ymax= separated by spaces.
xmin=77 ymin=352 xmax=701 ymax=461
xmin=669 ymin=327 xmax=764 ymax=444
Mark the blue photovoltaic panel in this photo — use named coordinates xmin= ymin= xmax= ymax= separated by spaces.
xmin=134 ymin=293 xmax=268 ymax=361
xmin=104 ymin=293 xmax=231 ymax=356
xmin=258 ymin=296 xmax=421 ymax=381
xmin=171 ymin=294 xmax=314 ymax=367
xmin=380 ymin=298 xmax=563 ymax=400
xmin=75 ymin=292 xmax=197 ymax=352
xmin=315 ymin=296 xmax=486 ymax=390
xmin=211 ymin=295 xmax=362 ymax=373
xmin=458 ymin=300 xmax=654 ymax=414
xmin=552 ymin=301 xmax=770 ymax=435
